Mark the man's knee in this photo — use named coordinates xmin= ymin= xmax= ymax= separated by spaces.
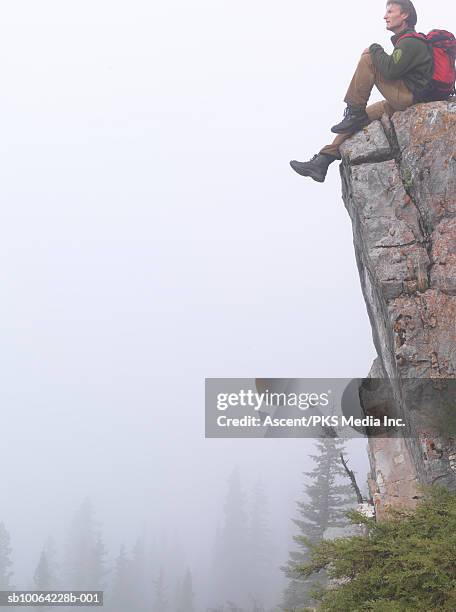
xmin=361 ymin=51 xmax=373 ymax=64
xmin=366 ymin=100 xmax=391 ymax=122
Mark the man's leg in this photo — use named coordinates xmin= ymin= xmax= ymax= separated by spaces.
xmin=290 ymin=100 xmax=392 ymax=181
xmin=328 ymin=51 xmax=378 ymax=134
xmin=345 ymin=50 xmax=414 ymax=111
xmin=320 ymin=68 xmax=414 ymax=158
xmin=344 ymin=51 xmax=380 ymax=108
xmin=290 ymin=53 xmax=414 ymax=181
xmin=375 ymin=74 xmax=414 ymax=113
xmin=332 ymin=51 xmax=415 ymax=134
xmin=320 ymin=100 xmax=394 ymax=158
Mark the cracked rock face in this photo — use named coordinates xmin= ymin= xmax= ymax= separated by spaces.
xmin=340 ymin=101 xmax=456 ymax=519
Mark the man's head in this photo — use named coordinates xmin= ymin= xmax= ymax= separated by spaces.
xmin=385 ymin=1 xmax=417 ymax=33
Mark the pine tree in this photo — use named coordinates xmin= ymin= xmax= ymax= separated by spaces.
xmin=152 ymin=567 xmax=167 ymax=612
xmin=248 ymin=480 xmax=275 ymax=609
xmin=64 ymin=499 xmax=107 ymax=590
xmin=298 ymin=487 xmax=456 ymax=611
xmin=176 ymin=568 xmax=195 ymax=612
xmin=208 ymin=522 xmax=224 ymax=606
xmin=220 ymin=468 xmax=250 ymax=606
xmin=110 ymin=545 xmax=131 ymax=612
xmin=282 ymin=437 xmax=356 ymax=610
xmin=34 ymin=551 xmax=52 ymax=590
xmin=210 ymin=469 xmax=278 ymax=610
xmin=44 ymin=537 xmax=59 ymax=588
xmin=88 ymin=532 xmax=107 ymax=590
xmin=33 ymin=540 xmax=59 ymax=612
xmin=129 ymin=536 xmax=148 ymax=612
xmin=0 ymin=523 xmax=13 ymax=589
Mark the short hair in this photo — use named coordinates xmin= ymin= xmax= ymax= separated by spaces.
xmin=387 ymin=0 xmax=418 ymax=27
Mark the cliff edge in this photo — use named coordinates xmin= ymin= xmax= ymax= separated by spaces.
xmin=340 ymin=100 xmax=456 ymax=519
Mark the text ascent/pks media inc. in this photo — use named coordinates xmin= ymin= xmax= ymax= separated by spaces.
xmin=216 ymin=415 xmax=405 ymax=428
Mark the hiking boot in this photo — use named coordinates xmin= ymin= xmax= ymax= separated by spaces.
xmin=289 ymin=153 xmax=337 ymax=183
xmin=331 ymin=105 xmax=369 ymax=134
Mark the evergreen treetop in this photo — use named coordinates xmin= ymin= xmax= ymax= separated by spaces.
xmin=282 ymin=437 xmax=356 ymax=611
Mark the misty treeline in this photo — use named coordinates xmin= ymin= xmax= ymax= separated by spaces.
xmin=0 ymin=499 xmax=195 ymax=612
xmin=0 ymin=441 xmax=358 ymax=612
xmin=0 ymin=470 xmax=280 ymax=611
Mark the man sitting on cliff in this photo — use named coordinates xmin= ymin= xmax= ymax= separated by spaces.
xmin=290 ymin=0 xmax=432 ymax=183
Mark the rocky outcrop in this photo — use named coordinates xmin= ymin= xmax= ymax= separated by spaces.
xmin=340 ymin=101 xmax=456 ymax=519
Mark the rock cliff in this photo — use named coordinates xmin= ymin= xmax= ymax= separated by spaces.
xmin=340 ymin=100 xmax=456 ymax=519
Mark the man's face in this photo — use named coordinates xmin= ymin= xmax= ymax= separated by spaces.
xmin=384 ymin=3 xmax=409 ymax=32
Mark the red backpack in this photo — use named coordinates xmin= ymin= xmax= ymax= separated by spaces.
xmin=398 ymin=30 xmax=456 ymax=100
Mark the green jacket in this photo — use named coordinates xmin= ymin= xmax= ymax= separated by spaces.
xmin=369 ymin=28 xmax=433 ymax=101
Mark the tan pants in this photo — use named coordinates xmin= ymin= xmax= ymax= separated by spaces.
xmin=320 ymin=52 xmax=414 ymax=158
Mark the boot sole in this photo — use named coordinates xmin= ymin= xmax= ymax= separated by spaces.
xmin=289 ymin=162 xmax=325 ymax=182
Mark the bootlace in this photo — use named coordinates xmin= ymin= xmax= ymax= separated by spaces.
xmin=309 ymin=154 xmax=319 ymax=162
xmin=343 ymin=106 xmax=351 ymax=118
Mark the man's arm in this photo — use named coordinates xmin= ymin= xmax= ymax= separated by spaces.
xmin=369 ymin=38 xmax=425 ymax=80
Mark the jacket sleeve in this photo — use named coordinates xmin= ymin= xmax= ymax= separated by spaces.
xmin=369 ymin=38 xmax=423 ymax=80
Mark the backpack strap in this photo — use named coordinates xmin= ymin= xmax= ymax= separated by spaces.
xmin=396 ymin=32 xmax=428 ymax=45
